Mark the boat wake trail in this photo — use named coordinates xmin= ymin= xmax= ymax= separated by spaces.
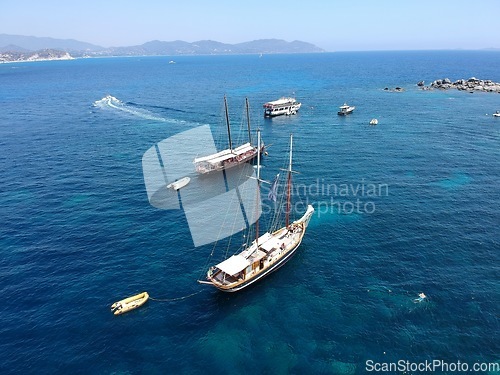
xmin=129 ymin=102 xmax=187 ymax=114
xmin=93 ymin=95 xmax=180 ymax=123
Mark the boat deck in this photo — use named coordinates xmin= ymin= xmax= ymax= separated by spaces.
xmin=212 ymin=270 xmax=238 ymax=285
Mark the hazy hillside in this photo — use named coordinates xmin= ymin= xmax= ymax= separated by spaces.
xmin=0 ymin=34 xmax=103 ymax=52
xmin=0 ymin=34 xmax=324 ymax=57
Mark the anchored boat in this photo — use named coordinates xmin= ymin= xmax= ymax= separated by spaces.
xmin=263 ymin=97 xmax=302 ymax=117
xmin=194 ymin=96 xmax=262 ymax=174
xmin=111 ymin=292 xmax=149 ymax=315
xmin=338 ymin=103 xmax=355 ymax=115
xmin=198 ymin=131 xmax=314 ymax=292
xmin=166 ymin=177 xmax=190 ymax=191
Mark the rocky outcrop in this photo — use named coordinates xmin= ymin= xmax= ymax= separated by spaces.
xmin=420 ymin=77 xmax=500 ymax=92
xmin=383 ymin=87 xmax=404 ymax=92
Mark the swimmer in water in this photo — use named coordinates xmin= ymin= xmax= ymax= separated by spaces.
xmin=414 ymin=292 xmax=427 ymax=303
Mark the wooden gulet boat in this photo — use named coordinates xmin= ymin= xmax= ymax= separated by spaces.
xmin=198 ymin=131 xmax=314 ymax=292
xmin=193 ymin=96 xmax=262 ymax=174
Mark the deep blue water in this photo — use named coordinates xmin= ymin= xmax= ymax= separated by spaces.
xmin=0 ymin=51 xmax=499 ymax=374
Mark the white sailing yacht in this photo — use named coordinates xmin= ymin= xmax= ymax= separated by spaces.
xmin=198 ymin=131 xmax=314 ymax=292
xmin=194 ymin=96 xmax=261 ymax=174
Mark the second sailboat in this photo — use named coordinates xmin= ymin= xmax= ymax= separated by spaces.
xmin=194 ymin=96 xmax=261 ymax=174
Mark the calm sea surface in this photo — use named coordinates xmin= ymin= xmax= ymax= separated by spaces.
xmin=0 ymin=51 xmax=499 ymax=374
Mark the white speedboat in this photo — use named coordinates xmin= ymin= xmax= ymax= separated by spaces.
xmin=493 ymin=111 xmax=500 ymax=117
xmin=369 ymin=118 xmax=378 ymax=125
xmin=338 ymin=103 xmax=355 ymax=115
xmin=167 ymin=177 xmax=190 ymax=190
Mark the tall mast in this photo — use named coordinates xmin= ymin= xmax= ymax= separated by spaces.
xmin=224 ymin=95 xmax=233 ymax=151
xmin=245 ymin=97 xmax=252 ymax=145
xmin=255 ymin=129 xmax=261 ymax=243
xmin=286 ymin=134 xmax=293 ymax=227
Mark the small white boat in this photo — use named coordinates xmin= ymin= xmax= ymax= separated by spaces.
xmin=493 ymin=111 xmax=500 ymax=117
xmin=167 ymin=177 xmax=190 ymax=190
xmin=369 ymin=118 xmax=378 ymax=125
xmin=338 ymin=103 xmax=355 ymax=115
xmin=111 ymin=292 xmax=149 ymax=315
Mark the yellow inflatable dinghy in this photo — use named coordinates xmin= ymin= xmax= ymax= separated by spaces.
xmin=111 ymin=292 xmax=149 ymax=315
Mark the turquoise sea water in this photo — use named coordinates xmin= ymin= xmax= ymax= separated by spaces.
xmin=0 ymin=51 xmax=499 ymax=374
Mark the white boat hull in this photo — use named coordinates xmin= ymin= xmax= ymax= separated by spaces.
xmin=264 ymin=104 xmax=302 ymax=117
xmin=263 ymin=97 xmax=301 ymax=117
xmin=167 ymin=177 xmax=190 ymax=190
xmin=338 ymin=108 xmax=355 ymax=115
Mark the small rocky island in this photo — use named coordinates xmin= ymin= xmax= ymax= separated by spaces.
xmin=418 ymin=77 xmax=500 ymax=92
xmin=384 ymin=87 xmax=404 ymax=92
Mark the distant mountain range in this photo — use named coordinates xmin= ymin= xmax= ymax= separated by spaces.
xmin=0 ymin=34 xmax=324 ymax=62
xmin=0 ymin=34 xmax=102 ymax=53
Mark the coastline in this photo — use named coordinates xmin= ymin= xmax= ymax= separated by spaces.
xmin=0 ymin=51 xmax=74 ymax=64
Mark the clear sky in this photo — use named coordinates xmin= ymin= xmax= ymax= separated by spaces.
xmin=2 ymin=0 xmax=499 ymax=51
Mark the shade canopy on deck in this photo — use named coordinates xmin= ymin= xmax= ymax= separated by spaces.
xmin=194 ymin=143 xmax=254 ymax=165
xmin=216 ymin=255 xmax=250 ymax=276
